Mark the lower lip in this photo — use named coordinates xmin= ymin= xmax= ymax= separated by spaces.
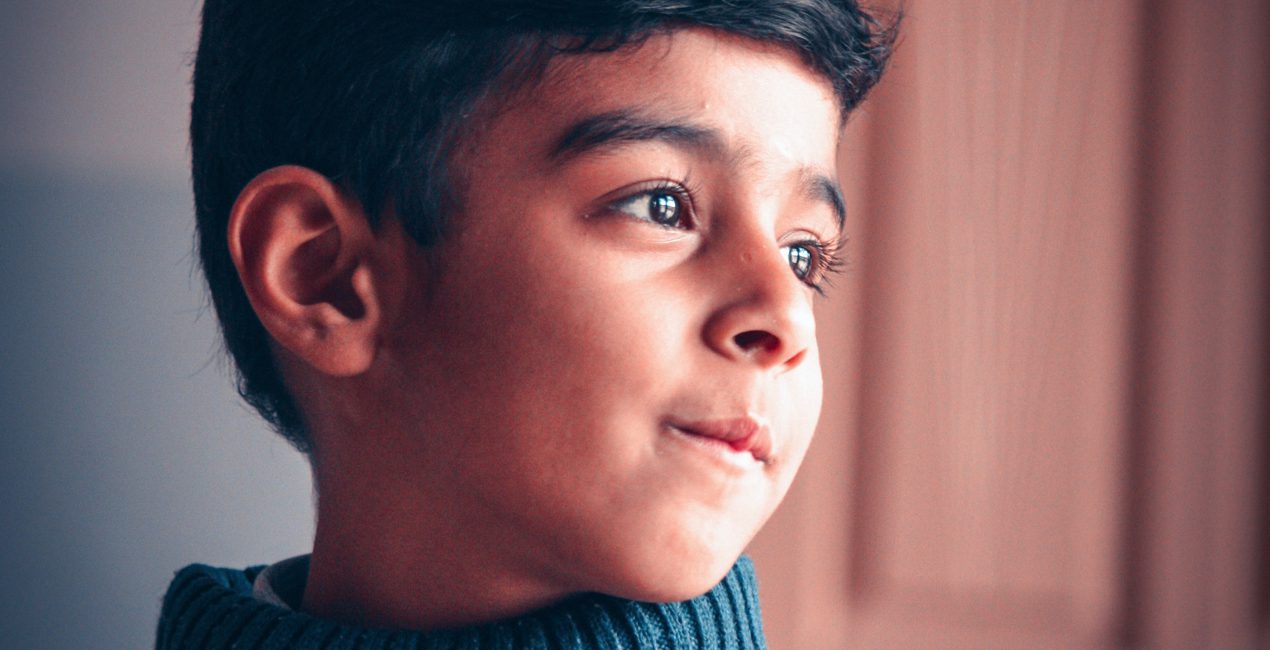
xmin=664 ymin=425 xmax=763 ymax=472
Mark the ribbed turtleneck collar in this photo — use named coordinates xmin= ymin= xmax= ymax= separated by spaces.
xmin=156 ymin=556 xmax=767 ymax=649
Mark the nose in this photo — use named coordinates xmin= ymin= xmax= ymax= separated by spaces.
xmin=702 ymin=241 xmax=816 ymax=372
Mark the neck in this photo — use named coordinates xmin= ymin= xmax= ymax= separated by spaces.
xmin=302 ymin=448 xmax=572 ymax=631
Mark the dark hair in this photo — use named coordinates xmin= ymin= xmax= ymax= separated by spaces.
xmin=191 ymin=0 xmax=898 ymax=453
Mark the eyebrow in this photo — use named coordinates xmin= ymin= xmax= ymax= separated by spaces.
xmin=549 ymin=109 xmax=727 ymax=162
xmin=549 ymin=108 xmax=846 ymax=230
xmin=807 ymin=174 xmax=847 ymax=231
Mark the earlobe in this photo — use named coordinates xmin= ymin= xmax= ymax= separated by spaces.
xmin=227 ymin=165 xmax=381 ymax=377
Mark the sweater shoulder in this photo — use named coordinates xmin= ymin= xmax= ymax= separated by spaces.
xmin=155 ymin=563 xmax=321 ymax=650
xmin=155 ymin=558 xmax=767 ymax=649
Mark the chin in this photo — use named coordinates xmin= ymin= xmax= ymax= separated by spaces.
xmin=604 ymin=564 xmax=738 ymax=604
xmin=591 ymin=533 xmax=750 ymax=604
xmin=647 ymin=564 xmax=740 ymax=603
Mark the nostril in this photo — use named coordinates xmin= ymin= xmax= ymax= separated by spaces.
xmin=733 ymin=330 xmax=779 ymax=354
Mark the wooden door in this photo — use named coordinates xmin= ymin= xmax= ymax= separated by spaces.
xmin=748 ymin=2 xmax=1268 ymax=648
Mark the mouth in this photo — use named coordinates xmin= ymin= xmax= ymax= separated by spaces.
xmin=666 ymin=416 xmax=773 ymax=465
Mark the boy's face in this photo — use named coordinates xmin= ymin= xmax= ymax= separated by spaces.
xmin=381 ymin=29 xmax=841 ymax=600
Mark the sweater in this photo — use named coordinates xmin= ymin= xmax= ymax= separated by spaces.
xmin=155 ymin=556 xmax=768 ymax=649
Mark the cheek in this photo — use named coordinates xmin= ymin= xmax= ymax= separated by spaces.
xmin=772 ymin=350 xmax=823 ymax=476
xmin=484 ymin=240 xmax=692 ymax=380
xmin=427 ymin=236 xmax=695 ymax=441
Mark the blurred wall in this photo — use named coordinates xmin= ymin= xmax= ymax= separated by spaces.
xmin=748 ymin=1 xmax=1268 ymax=649
xmin=0 ymin=3 xmax=314 ymax=649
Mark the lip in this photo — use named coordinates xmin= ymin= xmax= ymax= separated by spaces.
xmin=667 ymin=416 xmax=773 ymax=464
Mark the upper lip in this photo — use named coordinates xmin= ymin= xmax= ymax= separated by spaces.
xmin=670 ymin=416 xmax=773 ymax=463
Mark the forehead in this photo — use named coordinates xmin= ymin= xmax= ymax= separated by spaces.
xmin=472 ymin=28 xmax=843 ymax=175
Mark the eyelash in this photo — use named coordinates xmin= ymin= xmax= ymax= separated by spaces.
xmin=790 ymin=236 xmax=846 ymax=296
xmin=599 ymin=179 xmax=846 ymax=293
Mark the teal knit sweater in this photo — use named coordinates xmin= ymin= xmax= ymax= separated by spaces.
xmin=156 ymin=556 xmax=768 ymax=649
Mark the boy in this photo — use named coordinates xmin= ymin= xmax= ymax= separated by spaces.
xmin=158 ymin=1 xmax=894 ymax=648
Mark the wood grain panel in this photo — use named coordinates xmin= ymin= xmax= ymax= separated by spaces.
xmin=749 ymin=1 xmax=1266 ymax=648
xmin=753 ymin=2 xmax=1139 ymax=648
xmin=1131 ymin=0 xmax=1269 ymax=647
xmin=850 ymin=3 xmax=1137 ymax=646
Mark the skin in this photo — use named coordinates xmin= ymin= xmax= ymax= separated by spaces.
xmin=228 ymin=28 xmax=843 ymax=631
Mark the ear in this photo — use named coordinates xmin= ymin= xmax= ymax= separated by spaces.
xmin=227 ymin=165 xmax=382 ymax=377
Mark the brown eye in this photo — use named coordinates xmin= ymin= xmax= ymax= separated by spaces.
xmin=784 ymin=243 xmax=815 ymax=280
xmin=647 ymin=192 xmax=681 ymax=226
xmin=611 ymin=189 xmax=685 ymax=227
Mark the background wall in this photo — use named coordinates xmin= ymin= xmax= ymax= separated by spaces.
xmin=748 ymin=1 xmax=1268 ymax=649
xmin=0 ymin=3 xmax=314 ymax=649
xmin=0 ymin=2 xmax=1264 ymax=649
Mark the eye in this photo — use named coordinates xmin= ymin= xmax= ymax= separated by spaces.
xmin=781 ymin=238 xmax=844 ymax=294
xmin=783 ymin=243 xmax=817 ymax=280
xmin=610 ymin=188 xmax=687 ymax=228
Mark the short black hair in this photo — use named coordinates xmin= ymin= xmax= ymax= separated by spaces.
xmin=191 ymin=0 xmax=898 ymax=453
